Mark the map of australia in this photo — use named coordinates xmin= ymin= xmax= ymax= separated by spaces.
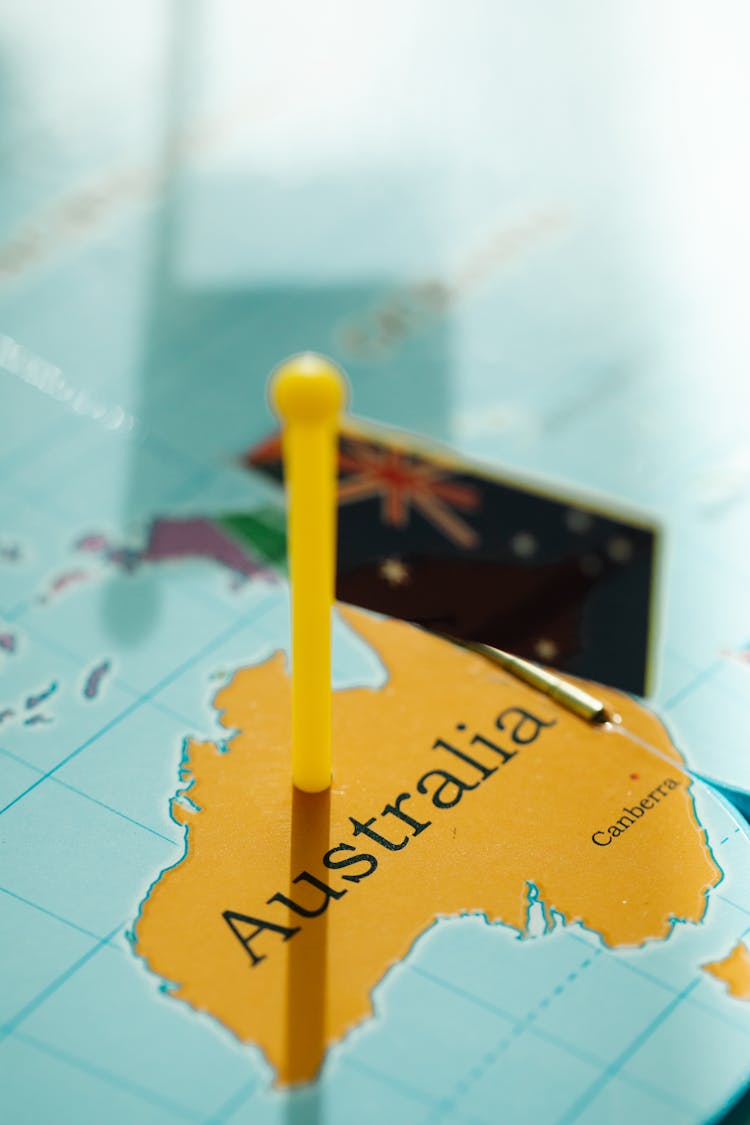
xmin=134 ymin=608 xmax=721 ymax=1085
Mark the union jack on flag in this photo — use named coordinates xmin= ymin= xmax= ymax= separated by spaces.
xmin=336 ymin=439 xmax=481 ymax=549
xmin=245 ymin=421 xmax=659 ymax=696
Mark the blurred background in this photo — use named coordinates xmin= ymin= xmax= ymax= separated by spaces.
xmin=2 ymin=0 xmax=750 ymax=761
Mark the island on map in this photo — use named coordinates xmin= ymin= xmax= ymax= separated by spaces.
xmin=134 ymin=607 xmax=721 ymax=1086
xmin=703 ymin=942 xmax=750 ymax=1001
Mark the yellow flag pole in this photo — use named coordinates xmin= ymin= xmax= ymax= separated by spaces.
xmin=270 ymin=353 xmax=347 ymax=793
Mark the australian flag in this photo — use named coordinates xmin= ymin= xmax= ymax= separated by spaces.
xmin=246 ymin=422 xmax=659 ymax=696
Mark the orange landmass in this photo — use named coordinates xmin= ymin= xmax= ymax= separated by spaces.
xmin=134 ymin=607 xmax=720 ymax=1085
xmin=703 ymin=943 xmax=750 ymax=1000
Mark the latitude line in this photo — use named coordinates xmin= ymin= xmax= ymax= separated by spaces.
xmin=410 ymin=960 xmax=627 ymax=1073
xmin=51 ymin=777 xmax=183 ymax=846
xmin=565 ymin=930 xmax=750 ymax=1042
xmin=0 ymin=747 xmax=180 ymax=846
xmin=417 ymin=943 xmax=704 ymax=1123
xmin=663 ymin=661 xmax=722 ymax=711
xmin=555 ymin=979 xmax=700 ymax=1125
xmin=423 ymin=945 xmax=604 ymax=1123
xmin=0 ymin=884 xmax=108 ymax=943
xmin=1 ymin=923 xmax=124 ymax=1037
xmin=12 ymin=1030 xmax=199 ymax=1122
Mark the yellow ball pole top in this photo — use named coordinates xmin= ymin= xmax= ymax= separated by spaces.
xmin=269 ymin=353 xmax=348 ymax=793
xmin=270 ymin=352 xmax=347 ymax=423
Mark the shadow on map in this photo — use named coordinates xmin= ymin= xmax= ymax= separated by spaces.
xmin=284 ymin=788 xmax=331 ymax=1125
xmin=102 ymin=0 xmax=452 ymax=645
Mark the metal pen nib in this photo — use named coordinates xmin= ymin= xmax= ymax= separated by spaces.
xmin=445 ymin=636 xmax=612 ymax=724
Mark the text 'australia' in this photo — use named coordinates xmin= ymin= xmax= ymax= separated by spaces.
xmin=223 ymin=705 xmax=556 ymax=967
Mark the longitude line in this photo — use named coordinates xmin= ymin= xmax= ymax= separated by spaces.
xmin=0 ymin=597 xmax=276 ymax=817
xmin=566 ymin=929 xmax=750 ymax=1039
xmin=0 ymin=746 xmax=179 ymax=846
xmin=664 ymin=661 xmax=721 ymax=710
xmin=556 ymin=980 xmax=699 ymax=1125
xmin=1 ymin=923 xmax=124 ymax=1036
xmin=50 ymin=776 xmax=182 ymax=846
xmin=203 ymin=1078 xmax=259 ymax=1124
xmin=0 ymin=697 xmax=146 ymax=815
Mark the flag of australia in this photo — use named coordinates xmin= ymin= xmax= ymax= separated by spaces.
xmin=246 ymin=422 xmax=659 ymax=696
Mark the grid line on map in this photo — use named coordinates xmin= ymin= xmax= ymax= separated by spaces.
xmin=49 ymin=776 xmax=183 ymax=846
xmin=664 ymin=661 xmax=723 ymax=711
xmin=203 ymin=1077 xmax=259 ymax=1125
xmin=410 ymin=957 xmax=636 ymax=1075
xmin=15 ymin=1029 xmax=199 ymax=1122
xmin=424 ymin=944 xmax=604 ymax=1123
xmin=345 ymin=1055 xmax=440 ymax=1107
xmin=556 ymin=979 xmax=700 ymax=1125
xmin=562 ymin=870 xmax=750 ymax=1044
xmin=1 ymin=923 xmax=124 ymax=1037
xmin=718 ymin=891 xmax=750 ymax=919
xmin=0 ymin=884 xmax=106 ymax=943
xmin=0 ymin=596 xmax=278 ymax=818
xmin=0 ymin=605 xmax=220 ymax=739
xmin=0 ymin=746 xmax=181 ymax=847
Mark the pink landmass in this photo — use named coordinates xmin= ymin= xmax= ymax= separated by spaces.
xmin=39 ymin=569 xmax=91 ymax=602
xmin=83 ymin=660 xmax=111 ymax=699
xmin=141 ymin=517 xmax=272 ymax=580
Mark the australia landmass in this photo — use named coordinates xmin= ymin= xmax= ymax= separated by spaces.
xmin=703 ymin=942 xmax=750 ymax=1000
xmin=133 ymin=607 xmax=721 ymax=1086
